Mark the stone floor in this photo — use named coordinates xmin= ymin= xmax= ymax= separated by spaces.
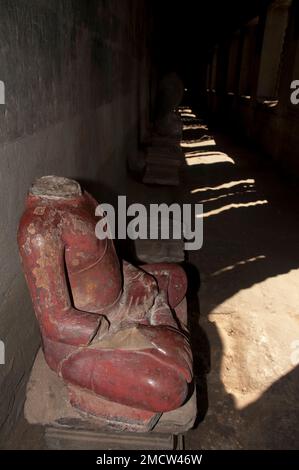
xmin=3 ymin=105 xmax=299 ymax=450
xmin=179 ymin=106 xmax=299 ymax=449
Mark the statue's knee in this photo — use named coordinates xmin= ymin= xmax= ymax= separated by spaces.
xmin=147 ymin=369 xmax=189 ymax=412
xmin=59 ymin=347 xmax=190 ymax=413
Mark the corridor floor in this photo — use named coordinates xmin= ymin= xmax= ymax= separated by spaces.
xmin=178 ymin=106 xmax=299 ymax=449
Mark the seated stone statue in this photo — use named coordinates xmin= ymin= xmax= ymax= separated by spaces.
xmin=143 ymin=73 xmax=184 ymax=186
xmin=153 ymin=72 xmax=184 ymax=143
xmin=18 ymin=176 xmax=193 ymax=431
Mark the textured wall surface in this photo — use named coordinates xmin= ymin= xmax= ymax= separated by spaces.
xmin=0 ymin=0 xmax=150 ymax=439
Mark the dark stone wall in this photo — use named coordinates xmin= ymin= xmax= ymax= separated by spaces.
xmin=0 ymin=0 xmax=150 ymax=142
xmin=0 ymin=0 xmax=151 ymax=439
xmin=200 ymin=1 xmax=299 ymax=179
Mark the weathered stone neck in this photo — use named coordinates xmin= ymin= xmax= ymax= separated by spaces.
xmin=29 ymin=176 xmax=82 ymax=200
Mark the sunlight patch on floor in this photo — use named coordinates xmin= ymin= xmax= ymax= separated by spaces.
xmin=182 ymin=138 xmax=216 ymax=149
xmin=196 ymin=199 xmax=268 ymax=217
xmin=191 ymin=179 xmax=255 ymax=194
xmin=181 ymin=113 xmax=197 ymax=118
xmin=183 ymin=124 xmax=209 ymax=131
xmin=199 ymin=189 xmax=256 ymax=204
xmin=178 ymin=107 xmax=193 ymax=113
xmin=185 ymin=152 xmax=235 ymax=166
xmin=211 ymin=255 xmax=266 ymax=277
xmin=212 ymin=267 xmax=299 ymax=410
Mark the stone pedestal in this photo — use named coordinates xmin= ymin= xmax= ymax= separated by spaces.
xmin=141 ymin=72 xmax=184 ymax=187
xmin=134 ymin=217 xmax=185 ymax=264
xmin=135 ymin=238 xmax=185 ymax=264
xmin=25 ymin=350 xmax=197 ymax=450
xmin=143 ymin=145 xmax=184 ymax=186
xmin=45 ymin=427 xmax=184 ymax=450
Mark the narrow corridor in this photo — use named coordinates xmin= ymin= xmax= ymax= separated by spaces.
xmin=1 ymin=0 xmax=299 ymax=454
xmin=178 ymin=106 xmax=299 ymax=449
xmin=4 ymin=105 xmax=299 ymax=451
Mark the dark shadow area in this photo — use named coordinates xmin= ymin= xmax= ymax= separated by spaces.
xmin=75 ymin=177 xmax=137 ymax=261
xmin=183 ymin=261 xmax=210 ymax=425
xmin=239 ymin=365 xmax=299 ymax=449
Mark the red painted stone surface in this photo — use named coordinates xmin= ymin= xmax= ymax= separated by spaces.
xmin=18 ymin=176 xmax=193 ymax=431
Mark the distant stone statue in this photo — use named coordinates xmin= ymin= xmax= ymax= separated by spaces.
xmin=155 ymin=72 xmax=184 ymax=119
xmin=18 ymin=176 xmax=194 ymax=432
xmin=143 ymin=73 xmax=184 ymax=186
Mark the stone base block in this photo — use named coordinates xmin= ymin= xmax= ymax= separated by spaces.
xmin=142 ymin=146 xmax=183 ymax=186
xmin=25 ymin=349 xmax=197 ymax=449
xmin=45 ymin=427 xmax=184 ymax=450
xmin=143 ymin=165 xmax=180 ymax=186
xmin=135 ymin=238 xmax=185 ymax=264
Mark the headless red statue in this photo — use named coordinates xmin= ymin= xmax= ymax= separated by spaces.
xmin=18 ymin=176 xmax=193 ymax=431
